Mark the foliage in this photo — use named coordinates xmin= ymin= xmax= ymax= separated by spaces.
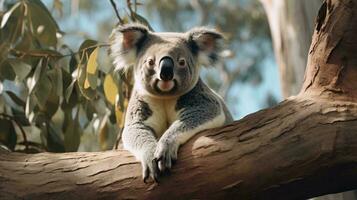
xmin=0 ymin=0 xmax=145 ymax=152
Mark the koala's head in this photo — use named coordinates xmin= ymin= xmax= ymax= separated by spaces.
xmin=110 ymin=24 xmax=223 ymax=98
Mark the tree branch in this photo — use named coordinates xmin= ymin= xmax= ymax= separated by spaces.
xmin=109 ymin=0 xmax=124 ymax=24
xmin=0 ymin=97 xmax=357 ymax=200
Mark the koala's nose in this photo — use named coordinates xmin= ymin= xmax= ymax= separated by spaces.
xmin=159 ymin=56 xmax=174 ymax=81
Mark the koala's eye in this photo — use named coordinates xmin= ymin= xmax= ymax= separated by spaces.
xmin=178 ymin=58 xmax=186 ymax=67
xmin=148 ymin=59 xmax=155 ymax=67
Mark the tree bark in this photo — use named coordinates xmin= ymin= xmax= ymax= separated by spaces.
xmin=261 ymin=1 xmax=357 ymax=199
xmin=1 ymin=0 xmax=357 ymax=199
xmin=260 ymin=0 xmax=323 ymax=97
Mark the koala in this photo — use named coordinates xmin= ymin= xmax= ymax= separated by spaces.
xmin=110 ymin=23 xmax=233 ymax=183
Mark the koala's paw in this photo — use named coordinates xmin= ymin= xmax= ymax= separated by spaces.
xmin=154 ymin=139 xmax=179 ymax=172
xmin=141 ymin=147 xmax=160 ymax=183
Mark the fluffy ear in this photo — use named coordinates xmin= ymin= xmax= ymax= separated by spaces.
xmin=187 ymin=27 xmax=224 ymax=67
xmin=109 ymin=23 xmax=149 ymax=71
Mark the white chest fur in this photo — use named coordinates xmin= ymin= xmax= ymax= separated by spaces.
xmin=142 ymin=96 xmax=178 ymax=138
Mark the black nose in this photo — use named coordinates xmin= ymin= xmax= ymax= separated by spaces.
xmin=159 ymin=57 xmax=174 ymax=81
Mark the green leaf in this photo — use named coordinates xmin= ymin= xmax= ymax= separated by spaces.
xmin=30 ymin=0 xmax=60 ymax=30
xmin=42 ymin=122 xmax=65 ymax=152
xmin=0 ymin=3 xmax=25 ymax=45
xmin=84 ymin=47 xmax=98 ymax=90
xmin=25 ymin=94 xmax=36 ymax=122
xmin=0 ymin=2 xmax=21 ymax=29
xmin=8 ymin=59 xmax=32 ymax=81
xmin=75 ymin=40 xmax=100 ymax=99
xmin=47 ymin=67 xmax=63 ymax=97
xmin=69 ymin=55 xmax=78 ymax=73
xmin=77 ymin=65 xmax=96 ymax=100
xmin=0 ymin=61 xmax=16 ymax=80
xmin=85 ymin=73 xmax=97 ymax=90
xmin=65 ymin=79 xmax=76 ymax=103
xmin=64 ymin=112 xmax=81 ymax=152
xmin=98 ymin=115 xmax=109 ymax=150
xmin=78 ymin=40 xmax=98 ymax=63
xmin=14 ymin=29 xmax=34 ymax=51
xmin=28 ymin=59 xmax=43 ymax=94
xmin=34 ymin=73 xmax=52 ymax=110
xmin=27 ymin=1 xmax=59 ymax=47
xmin=0 ymin=119 xmax=17 ymax=151
xmin=86 ymin=47 xmax=98 ymax=74
xmin=44 ymin=91 xmax=60 ymax=118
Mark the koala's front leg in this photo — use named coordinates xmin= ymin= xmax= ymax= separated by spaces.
xmin=154 ymin=108 xmax=225 ymax=172
xmin=122 ymin=124 xmax=159 ymax=182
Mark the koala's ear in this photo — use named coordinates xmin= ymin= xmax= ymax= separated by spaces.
xmin=109 ymin=23 xmax=149 ymax=71
xmin=187 ymin=27 xmax=224 ymax=67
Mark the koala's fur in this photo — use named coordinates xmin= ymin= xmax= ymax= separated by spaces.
xmin=110 ymin=24 xmax=233 ymax=182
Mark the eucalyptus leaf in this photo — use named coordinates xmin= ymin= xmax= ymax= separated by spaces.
xmin=78 ymin=40 xmax=98 ymax=63
xmin=8 ymin=59 xmax=32 ymax=81
xmin=0 ymin=61 xmax=16 ymax=81
xmin=85 ymin=73 xmax=97 ymax=90
xmin=34 ymin=74 xmax=52 ymax=110
xmin=47 ymin=68 xmax=63 ymax=97
xmin=0 ymin=2 xmax=21 ymax=28
xmin=65 ymin=79 xmax=76 ymax=103
xmin=0 ymin=119 xmax=17 ymax=151
xmin=45 ymin=122 xmax=65 ymax=152
xmin=25 ymin=95 xmax=36 ymax=122
xmin=28 ymin=59 xmax=43 ymax=94
xmin=64 ymin=112 xmax=81 ymax=152
xmin=77 ymin=64 xmax=96 ymax=100
xmin=103 ymin=74 xmax=118 ymax=105
xmin=86 ymin=47 xmax=98 ymax=75
xmin=27 ymin=1 xmax=58 ymax=47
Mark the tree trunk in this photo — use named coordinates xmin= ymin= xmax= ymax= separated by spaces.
xmin=1 ymin=0 xmax=357 ymax=199
xmin=261 ymin=1 xmax=357 ymax=199
xmin=260 ymin=0 xmax=323 ymax=97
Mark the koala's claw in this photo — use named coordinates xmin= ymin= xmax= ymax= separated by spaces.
xmin=141 ymin=147 xmax=161 ymax=184
xmin=143 ymin=160 xmax=160 ymax=183
xmin=154 ymin=140 xmax=179 ymax=172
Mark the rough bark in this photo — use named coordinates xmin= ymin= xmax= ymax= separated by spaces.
xmin=260 ymin=0 xmax=323 ymax=97
xmin=261 ymin=0 xmax=357 ymax=199
xmin=1 ymin=0 xmax=357 ymax=199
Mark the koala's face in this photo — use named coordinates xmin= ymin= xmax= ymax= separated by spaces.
xmin=135 ymin=36 xmax=199 ymax=97
xmin=110 ymin=24 xmax=223 ymax=98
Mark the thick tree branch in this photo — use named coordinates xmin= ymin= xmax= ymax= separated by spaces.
xmin=1 ymin=97 xmax=357 ymax=200
xmin=1 ymin=0 xmax=357 ymax=199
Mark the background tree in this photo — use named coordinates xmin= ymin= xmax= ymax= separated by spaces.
xmin=260 ymin=0 xmax=356 ymax=199
xmin=260 ymin=0 xmax=323 ymax=97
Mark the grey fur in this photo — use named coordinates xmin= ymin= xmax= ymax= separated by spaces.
xmin=126 ymin=92 xmax=153 ymax=123
xmin=110 ymin=24 xmax=233 ymax=182
xmin=177 ymin=78 xmax=233 ymax=125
